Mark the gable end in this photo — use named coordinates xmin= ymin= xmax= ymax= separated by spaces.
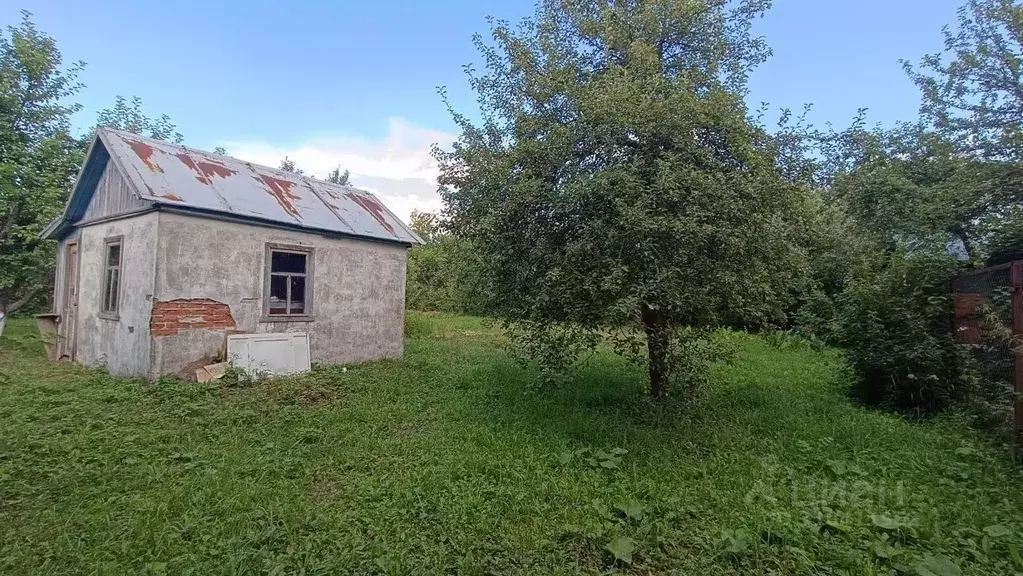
xmin=81 ymin=158 xmax=149 ymax=222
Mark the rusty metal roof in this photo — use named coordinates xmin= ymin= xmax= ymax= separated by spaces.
xmin=88 ymin=128 xmax=422 ymax=245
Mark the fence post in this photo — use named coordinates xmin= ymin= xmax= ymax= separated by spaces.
xmin=1011 ymin=261 xmax=1023 ymax=448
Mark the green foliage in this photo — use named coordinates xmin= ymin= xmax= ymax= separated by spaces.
xmin=4 ymin=315 xmax=1023 ymax=574
xmin=0 ymin=11 xmax=84 ymax=314
xmin=0 ymin=13 xmax=184 ymax=315
xmin=789 ymin=194 xmax=873 ymax=344
xmin=95 ymin=95 xmax=183 ymax=143
xmin=838 ymin=250 xmax=964 ymax=412
xmin=603 ymin=535 xmax=636 ymax=564
xmin=325 ymin=165 xmax=350 ymax=185
xmin=955 ymin=288 xmax=1019 ymax=437
xmin=792 ymin=289 xmax=844 ymax=344
xmin=830 ymin=126 xmax=1020 ymax=262
xmin=277 ymin=156 xmax=302 ymax=174
xmin=903 ymin=0 xmax=1023 ymax=162
xmin=786 ymin=0 xmax=1023 ymax=420
xmin=403 ymin=311 xmax=437 ymax=338
xmin=405 ymin=210 xmax=488 ymax=314
xmin=984 ymin=217 xmax=1023 ymax=265
xmin=503 ymin=319 xmax=602 ymax=382
xmin=436 ymin=0 xmax=813 ymax=397
xmin=407 ymin=209 xmax=439 ymax=242
xmin=609 ymin=325 xmax=738 ymax=401
xmin=914 ymin=554 xmax=963 ymax=576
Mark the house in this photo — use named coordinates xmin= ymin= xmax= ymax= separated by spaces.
xmin=43 ymin=128 xmax=422 ymax=379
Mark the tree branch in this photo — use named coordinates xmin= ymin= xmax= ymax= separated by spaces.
xmin=3 ymin=287 xmax=40 ymax=315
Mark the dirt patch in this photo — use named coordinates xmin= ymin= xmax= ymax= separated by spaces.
xmin=310 ymin=475 xmax=341 ymax=503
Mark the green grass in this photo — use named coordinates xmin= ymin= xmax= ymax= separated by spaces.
xmin=1 ymin=314 xmax=1022 ymax=575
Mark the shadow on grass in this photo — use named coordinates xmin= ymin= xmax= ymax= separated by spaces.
xmin=459 ymin=352 xmax=717 ymax=446
xmin=453 ymin=333 xmax=863 ymax=461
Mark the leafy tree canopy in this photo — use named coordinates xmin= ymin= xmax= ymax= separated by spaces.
xmin=279 ymin=156 xmax=303 ymax=174
xmin=1 ymin=11 xmax=185 ymax=315
xmin=409 ymin=209 xmax=441 ymax=243
xmin=95 ymin=95 xmax=183 ymax=143
xmin=904 ymin=0 xmax=1023 ymax=162
xmin=0 ymin=11 xmax=84 ymax=314
xmin=831 ymin=124 xmax=1020 ymax=261
xmin=436 ymin=0 xmax=814 ymax=397
xmin=326 ymin=166 xmax=350 ymax=186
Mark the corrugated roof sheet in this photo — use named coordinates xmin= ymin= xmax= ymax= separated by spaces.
xmin=92 ymin=128 xmax=421 ymax=245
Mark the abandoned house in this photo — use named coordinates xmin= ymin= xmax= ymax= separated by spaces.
xmin=43 ymin=128 xmax=422 ymax=379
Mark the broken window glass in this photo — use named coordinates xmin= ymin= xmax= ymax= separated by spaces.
xmin=267 ymin=248 xmax=309 ymax=316
xmin=289 ymin=275 xmax=306 ymax=314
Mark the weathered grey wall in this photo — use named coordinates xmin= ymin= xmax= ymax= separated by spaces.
xmin=81 ymin=160 xmax=149 ymax=222
xmin=151 ymin=211 xmax=408 ymax=376
xmin=74 ymin=212 xmax=158 ymax=376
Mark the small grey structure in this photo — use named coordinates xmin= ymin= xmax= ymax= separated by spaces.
xmin=44 ymin=128 xmax=422 ymax=379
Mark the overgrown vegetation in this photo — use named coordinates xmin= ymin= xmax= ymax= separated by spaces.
xmin=0 ymin=11 xmax=184 ymax=316
xmin=6 ymin=0 xmax=1023 ymax=569
xmin=838 ymin=251 xmax=964 ymax=412
xmin=400 ymin=0 xmax=1023 ymax=427
xmin=4 ymin=315 xmax=1023 ymax=574
xmin=786 ymin=0 xmax=1023 ymax=425
xmin=405 ymin=210 xmax=488 ymax=315
xmin=433 ymin=0 xmax=813 ymax=398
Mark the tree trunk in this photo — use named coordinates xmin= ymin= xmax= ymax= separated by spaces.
xmin=953 ymin=226 xmax=975 ymax=261
xmin=3 ymin=288 xmax=40 ymax=316
xmin=642 ymin=306 xmax=670 ymax=399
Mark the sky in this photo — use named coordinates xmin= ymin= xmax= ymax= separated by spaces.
xmin=4 ymin=0 xmax=963 ymax=222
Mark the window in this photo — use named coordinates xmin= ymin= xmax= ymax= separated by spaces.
xmin=264 ymin=244 xmax=314 ymax=320
xmin=100 ymin=236 xmax=123 ymax=318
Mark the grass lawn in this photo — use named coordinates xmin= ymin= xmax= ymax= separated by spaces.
xmin=2 ymin=314 xmax=1023 ymax=575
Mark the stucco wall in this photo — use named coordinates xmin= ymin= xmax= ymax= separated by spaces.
xmin=151 ymin=211 xmax=409 ymax=376
xmin=74 ymin=212 xmax=158 ymax=376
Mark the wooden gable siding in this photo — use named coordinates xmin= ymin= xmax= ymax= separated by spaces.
xmin=81 ymin=161 xmax=148 ymax=222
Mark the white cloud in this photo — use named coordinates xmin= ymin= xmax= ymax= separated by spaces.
xmin=220 ymin=117 xmax=454 ymax=223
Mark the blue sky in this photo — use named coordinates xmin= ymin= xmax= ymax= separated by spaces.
xmin=4 ymin=0 xmax=963 ymax=220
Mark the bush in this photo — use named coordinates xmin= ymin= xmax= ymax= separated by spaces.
xmin=838 ymin=250 xmax=964 ymax=412
xmin=406 ymin=236 xmax=488 ymax=314
xmin=787 ymin=200 xmax=871 ymax=346
xmin=955 ymin=288 xmax=1018 ymax=438
xmin=791 ymin=289 xmax=843 ymax=345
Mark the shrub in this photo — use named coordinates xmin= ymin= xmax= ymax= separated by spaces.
xmin=792 ymin=289 xmax=844 ymax=345
xmin=837 ymin=250 xmax=963 ymax=412
xmin=406 ymin=236 xmax=488 ymax=315
xmin=955 ymin=289 xmax=1018 ymax=438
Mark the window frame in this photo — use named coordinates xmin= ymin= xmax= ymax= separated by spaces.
xmin=262 ymin=243 xmax=315 ymax=323
xmin=99 ymin=235 xmax=124 ymax=320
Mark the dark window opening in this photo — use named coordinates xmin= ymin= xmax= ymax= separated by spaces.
xmin=267 ymin=249 xmax=309 ymax=316
xmin=101 ymin=238 xmax=122 ymax=316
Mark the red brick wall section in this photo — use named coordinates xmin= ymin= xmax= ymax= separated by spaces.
xmin=151 ymin=299 xmax=236 ymax=337
xmin=953 ymin=292 xmax=986 ymax=345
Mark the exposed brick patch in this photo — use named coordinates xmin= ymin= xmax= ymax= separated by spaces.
xmin=151 ymin=299 xmax=236 ymax=337
xmin=953 ymin=292 xmax=986 ymax=345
